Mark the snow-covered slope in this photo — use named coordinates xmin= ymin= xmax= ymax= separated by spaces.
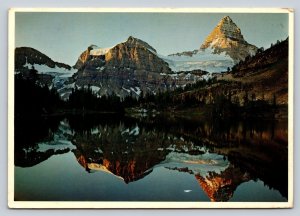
xmin=23 ymin=61 xmax=77 ymax=77
xmin=164 ymin=48 xmax=234 ymax=73
xmin=23 ymin=61 xmax=77 ymax=99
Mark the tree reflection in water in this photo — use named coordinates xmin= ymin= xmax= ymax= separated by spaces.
xmin=14 ymin=114 xmax=288 ymax=201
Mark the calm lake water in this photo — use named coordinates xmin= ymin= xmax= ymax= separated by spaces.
xmin=14 ymin=114 xmax=288 ymax=202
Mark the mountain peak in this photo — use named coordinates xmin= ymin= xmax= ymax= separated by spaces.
xmin=220 ymin=15 xmax=233 ymax=23
xmin=88 ymin=44 xmax=98 ymax=49
xmin=124 ymin=36 xmax=157 ymax=53
xmin=201 ymin=16 xmax=243 ymax=50
xmin=200 ymin=16 xmax=257 ymax=62
xmin=127 ymin=35 xmax=137 ymax=42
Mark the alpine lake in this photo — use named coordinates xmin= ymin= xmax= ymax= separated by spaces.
xmin=14 ymin=112 xmax=288 ymax=202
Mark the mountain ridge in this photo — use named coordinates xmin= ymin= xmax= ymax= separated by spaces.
xmin=15 ymin=47 xmax=72 ymax=72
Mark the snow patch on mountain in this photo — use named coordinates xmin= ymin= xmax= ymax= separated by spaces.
xmin=91 ymin=86 xmax=101 ymax=93
xmin=23 ymin=61 xmax=77 ymax=99
xmin=89 ymin=46 xmax=111 ymax=56
xmin=24 ymin=61 xmax=76 ymax=77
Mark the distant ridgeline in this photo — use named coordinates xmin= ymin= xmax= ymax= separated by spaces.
xmin=14 ymin=17 xmax=288 ymax=119
xmin=15 ymin=47 xmax=71 ymax=71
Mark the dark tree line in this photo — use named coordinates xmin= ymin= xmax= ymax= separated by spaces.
xmin=67 ymin=85 xmax=124 ymax=113
xmin=15 ymin=68 xmax=63 ymax=119
xmin=133 ymin=78 xmax=219 ymax=110
xmin=15 ymin=67 xmax=125 ymax=117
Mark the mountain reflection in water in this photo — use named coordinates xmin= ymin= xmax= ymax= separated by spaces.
xmin=14 ymin=114 xmax=288 ymax=202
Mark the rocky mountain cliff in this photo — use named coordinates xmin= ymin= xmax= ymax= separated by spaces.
xmin=74 ymin=45 xmax=95 ymax=69
xmin=75 ymin=36 xmax=171 ymax=73
xmin=72 ymin=36 xmax=204 ymax=98
xmin=105 ymin=36 xmax=171 ymax=74
xmin=200 ymin=16 xmax=258 ymax=62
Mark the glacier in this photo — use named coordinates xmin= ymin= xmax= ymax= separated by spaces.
xmin=163 ymin=48 xmax=235 ymax=73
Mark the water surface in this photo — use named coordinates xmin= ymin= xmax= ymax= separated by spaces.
xmin=14 ymin=114 xmax=288 ymax=202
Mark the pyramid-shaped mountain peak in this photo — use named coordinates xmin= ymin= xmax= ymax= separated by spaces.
xmin=200 ymin=16 xmax=258 ymax=62
xmin=201 ymin=16 xmax=244 ymax=49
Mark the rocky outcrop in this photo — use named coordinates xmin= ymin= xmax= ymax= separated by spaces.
xmin=200 ymin=16 xmax=258 ymax=62
xmin=74 ymin=45 xmax=95 ymax=69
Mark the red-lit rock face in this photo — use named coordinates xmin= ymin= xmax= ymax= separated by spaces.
xmin=195 ymin=165 xmax=251 ymax=202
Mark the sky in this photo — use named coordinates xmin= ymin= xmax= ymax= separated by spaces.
xmin=15 ymin=12 xmax=289 ymax=66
